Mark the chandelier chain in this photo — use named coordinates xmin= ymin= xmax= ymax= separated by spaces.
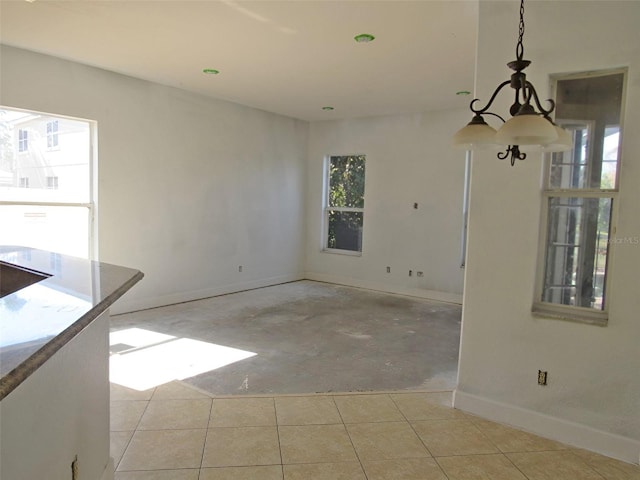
xmin=516 ymin=0 xmax=525 ymax=61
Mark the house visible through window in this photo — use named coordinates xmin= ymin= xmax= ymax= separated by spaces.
xmin=535 ymin=70 xmax=626 ymax=323
xmin=0 ymin=107 xmax=95 ymax=259
xmin=323 ymin=155 xmax=366 ymax=253
xmin=47 ymin=120 xmax=59 ymax=149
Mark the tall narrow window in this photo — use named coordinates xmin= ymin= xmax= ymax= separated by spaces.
xmin=47 ymin=120 xmax=59 ymax=149
xmin=323 ymin=155 xmax=366 ymax=253
xmin=535 ymin=70 xmax=625 ymax=323
xmin=18 ymin=129 xmax=28 ymax=152
xmin=0 ymin=108 xmax=95 ymax=259
xmin=46 ymin=176 xmax=59 ymax=189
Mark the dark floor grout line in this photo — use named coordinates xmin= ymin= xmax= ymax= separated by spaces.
xmin=278 ymin=460 xmax=368 ymax=465
xmin=434 ymin=452 xmax=522 ymax=458
xmin=332 ymin=396 xmax=373 ymax=480
xmin=119 ymin=427 xmax=210 ymax=432
xmin=110 ymin=430 xmax=135 ymax=475
xmin=118 ymin=467 xmax=201 ymax=471
xmin=431 ymin=457 xmax=453 ymax=480
xmin=391 ymin=397 xmax=443 ymax=465
xmin=111 ymin=387 xmax=156 ymax=472
xmin=272 ymin=396 xmax=286 ymax=480
xmin=189 ymin=388 xmax=455 ymax=399
xmin=342 ymin=431 xmax=370 ymax=478
xmin=501 ymin=452 xmax=535 ymax=480
xmin=196 ymin=394 xmax=216 ymax=476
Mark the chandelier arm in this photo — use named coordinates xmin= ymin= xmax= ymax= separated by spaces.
xmin=481 ymin=111 xmax=507 ymax=124
xmin=524 ymin=81 xmax=556 ymax=117
xmin=469 ymin=80 xmax=512 ymax=115
xmin=497 ymin=149 xmax=510 ymax=160
xmin=497 ymin=145 xmax=527 ymax=166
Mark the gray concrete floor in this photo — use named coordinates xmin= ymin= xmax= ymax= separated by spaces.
xmin=110 ymin=281 xmax=462 ymax=396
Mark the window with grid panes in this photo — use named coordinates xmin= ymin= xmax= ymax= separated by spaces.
xmin=534 ymin=70 xmax=626 ymax=323
xmin=323 ymin=155 xmax=366 ymax=254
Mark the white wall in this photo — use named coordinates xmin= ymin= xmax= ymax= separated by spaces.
xmin=2 ymin=46 xmax=467 ymax=312
xmin=456 ymin=1 xmax=640 ymax=464
xmin=1 ymin=46 xmax=309 ymax=313
xmin=305 ymin=111 xmax=468 ymax=303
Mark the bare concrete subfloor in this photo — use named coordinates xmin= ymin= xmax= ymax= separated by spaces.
xmin=110 ymin=280 xmax=462 ymax=396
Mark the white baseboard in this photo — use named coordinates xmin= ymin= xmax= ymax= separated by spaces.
xmin=304 ymin=272 xmax=463 ymax=305
xmin=454 ymin=389 xmax=640 ymax=465
xmin=110 ymin=273 xmax=303 ymax=314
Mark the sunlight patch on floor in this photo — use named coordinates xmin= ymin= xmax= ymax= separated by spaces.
xmin=109 ymin=327 xmax=256 ymax=391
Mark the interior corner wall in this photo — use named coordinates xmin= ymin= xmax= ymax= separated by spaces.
xmin=0 ymin=46 xmax=309 ymax=313
xmin=456 ymin=1 xmax=640 ymax=464
xmin=305 ymin=110 xmax=467 ymax=304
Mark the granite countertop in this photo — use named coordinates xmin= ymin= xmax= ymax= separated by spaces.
xmin=0 ymin=246 xmax=143 ymax=400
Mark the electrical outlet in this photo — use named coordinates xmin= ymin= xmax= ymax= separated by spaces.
xmin=409 ymin=270 xmax=413 ymax=277
xmin=537 ymin=370 xmax=548 ymax=386
xmin=386 ymin=266 xmax=391 ymax=273
xmin=71 ymin=456 xmax=78 ymax=480
xmin=238 ymin=265 xmax=243 ymax=273
xmin=417 ymin=271 xmax=424 ymax=277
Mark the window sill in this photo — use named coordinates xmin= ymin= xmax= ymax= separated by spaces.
xmin=531 ymin=303 xmax=608 ymax=327
xmin=322 ymin=248 xmax=362 ymax=257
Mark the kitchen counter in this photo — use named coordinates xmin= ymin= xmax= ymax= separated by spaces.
xmin=0 ymin=245 xmax=143 ymax=400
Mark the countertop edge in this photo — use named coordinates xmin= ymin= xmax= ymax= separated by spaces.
xmin=0 ymin=270 xmax=144 ymax=401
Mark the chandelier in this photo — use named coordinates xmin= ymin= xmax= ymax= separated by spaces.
xmin=453 ymin=0 xmax=571 ymax=166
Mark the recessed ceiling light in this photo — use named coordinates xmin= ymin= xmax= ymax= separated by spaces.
xmin=354 ymin=33 xmax=375 ymax=43
xmin=322 ymin=106 xmax=334 ymax=111
xmin=202 ymin=68 xmax=220 ymax=75
xmin=456 ymin=90 xmax=471 ymax=96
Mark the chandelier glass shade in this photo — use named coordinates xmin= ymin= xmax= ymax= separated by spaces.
xmin=453 ymin=0 xmax=571 ymax=165
xmin=495 ymin=111 xmax=558 ymax=146
xmin=452 ymin=115 xmax=497 ymax=149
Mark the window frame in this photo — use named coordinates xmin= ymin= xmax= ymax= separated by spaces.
xmin=322 ymin=154 xmax=366 ymax=256
xmin=0 ymin=107 xmax=98 ymax=260
xmin=533 ymin=68 xmax=627 ymax=325
xmin=18 ymin=129 xmax=28 ymax=152
xmin=46 ymin=175 xmax=60 ymax=190
xmin=46 ymin=120 xmax=59 ymax=150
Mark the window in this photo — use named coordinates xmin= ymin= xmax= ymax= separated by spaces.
xmin=46 ymin=176 xmax=59 ymax=189
xmin=18 ymin=129 xmax=28 ymax=152
xmin=0 ymin=107 xmax=95 ymax=259
xmin=534 ymin=70 xmax=626 ymax=324
xmin=47 ymin=120 xmax=59 ymax=149
xmin=323 ymin=155 xmax=366 ymax=253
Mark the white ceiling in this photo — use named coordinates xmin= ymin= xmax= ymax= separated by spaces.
xmin=0 ymin=0 xmax=478 ymax=121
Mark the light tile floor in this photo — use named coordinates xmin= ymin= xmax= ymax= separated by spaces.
xmin=111 ymin=381 xmax=640 ymax=480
